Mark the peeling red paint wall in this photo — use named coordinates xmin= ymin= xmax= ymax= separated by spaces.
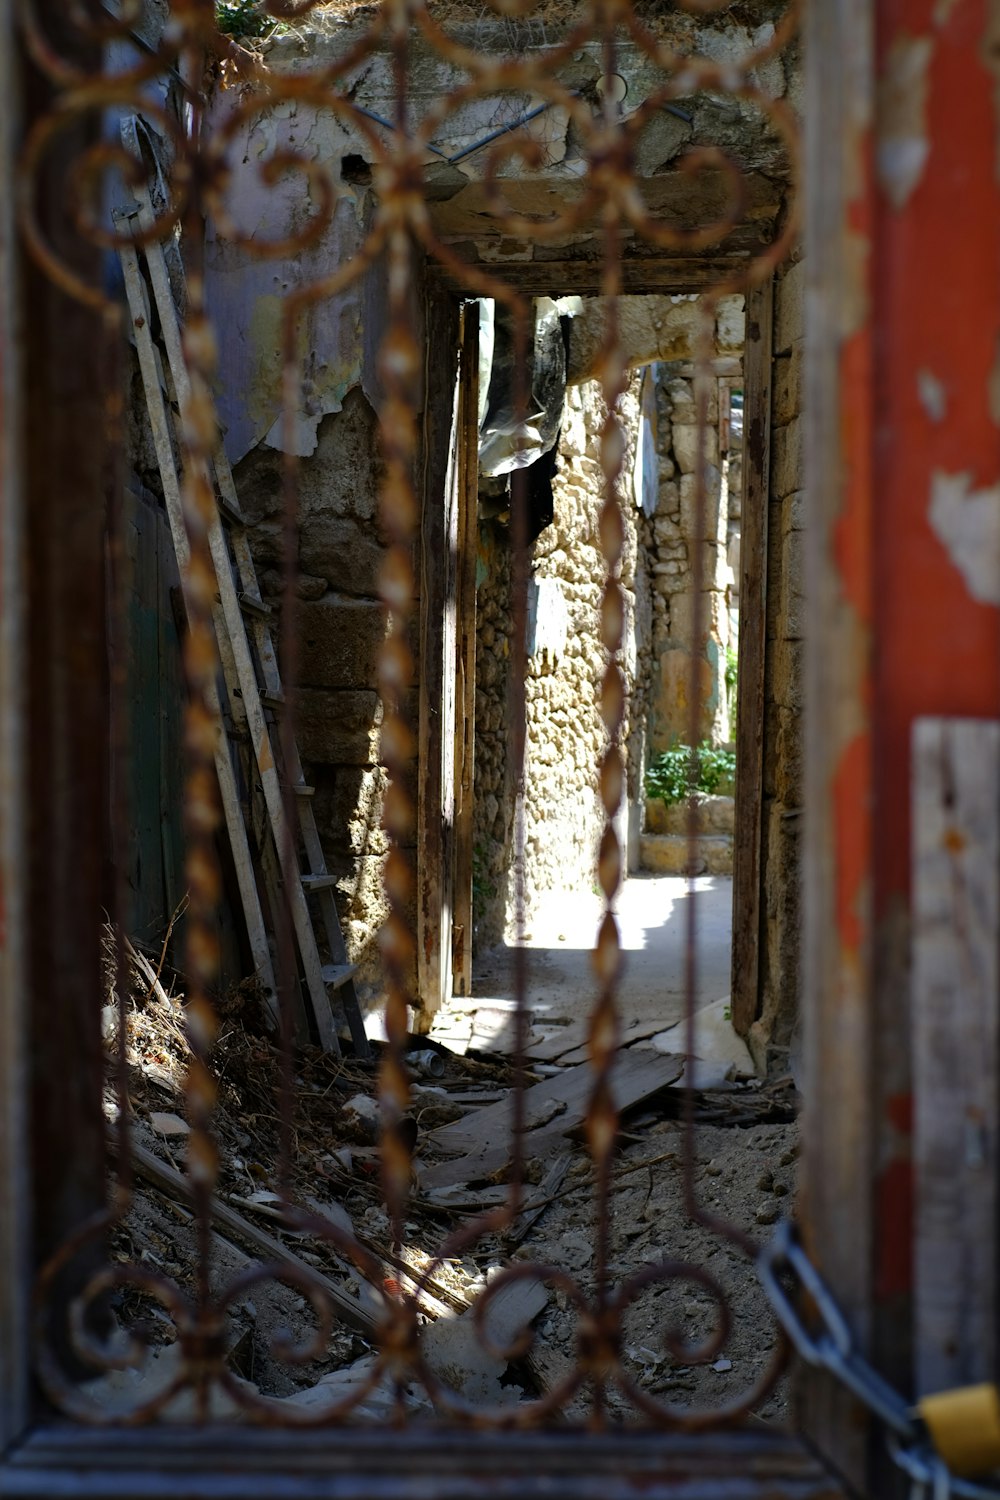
xmin=852 ymin=0 xmax=1000 ymax=1319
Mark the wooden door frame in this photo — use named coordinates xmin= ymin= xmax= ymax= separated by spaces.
xmin=451 ymin=304 xmax=480 ymax=1000
xmin=731 ymin=276 xmax=774 ymax=1039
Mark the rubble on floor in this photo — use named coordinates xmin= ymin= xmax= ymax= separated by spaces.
xmin=94 ymin=927 xmax=798 ymax=1425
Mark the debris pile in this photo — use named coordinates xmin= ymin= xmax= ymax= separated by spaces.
xmin=95 ymin=928 xmax=796 ymax=1424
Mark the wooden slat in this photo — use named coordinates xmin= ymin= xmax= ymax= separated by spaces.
xmin=123 ymin=1139 xmax=377 ymax=1339
xmin=912 ymin=718 xmax=1000 ymax=1395
xmin=202 ymin=354 xmax=370 ymax=1058
xmin=730 ymin=276 xmax=772 ymax=1038
xmin=452 ymin=305 xmax=480 ymax=999
xmin=131 ymin=215 xmax=340 ymax=1054
xmin=117 ymin=233 xmax=279 ymax=1023
xmin=417 ymin=288 xmax=461 ymax=1018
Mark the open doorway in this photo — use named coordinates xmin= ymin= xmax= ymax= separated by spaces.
xmin=433 ymin=293 xmax=754 ymax=1089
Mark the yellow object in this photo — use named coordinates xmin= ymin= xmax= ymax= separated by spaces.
xmin=919 ymin=1384 xmax=1000 ymax=1476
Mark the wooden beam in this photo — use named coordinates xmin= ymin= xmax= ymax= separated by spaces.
xmin=417 ymin=288 xmax=461 ymax=1020
xmin=452 ymin=305 xmax=479 ymax=999
xmin=20 ymin=0 xmax=112 ymax=1400
xmin=1 ymin=1428 xmax=845 ymax=1499
xmin=730 ymin=276 xmax=772 ymax=1039
xmin=427 ymin=254 xmax=755 ymax=299
xmin=912 ymin=718 xmax=1000 ymax=1395
xmin=0 ymin=0 xmax=30 ymax=1450
xmin=123 ymin=1139 xmax=378 ymax=1340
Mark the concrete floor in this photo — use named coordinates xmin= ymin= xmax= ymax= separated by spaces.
xmin=432 ymin=874 xmax=752 ymax=1079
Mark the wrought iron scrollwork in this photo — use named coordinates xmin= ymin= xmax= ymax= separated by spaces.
xmin=20 ymin=0 xmax=800 ymax=1429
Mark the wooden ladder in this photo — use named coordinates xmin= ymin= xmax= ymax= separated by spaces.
xmin=115 ymin=197 xmax=371 ymax=1061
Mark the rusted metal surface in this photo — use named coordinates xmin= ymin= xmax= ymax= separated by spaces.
xmin=14 ymin=0 xmax=800 ymax=1434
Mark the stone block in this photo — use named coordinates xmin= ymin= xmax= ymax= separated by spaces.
xmin=778 ymin=528 xmax=805 ymax=641
xmin=781 ymin=490 xmax=805 ymax=535
xmin=771 ymin=340 xmax=803 ymax=427
xmin=646 ymin=793 xmax=735 ymax=836
xmin=715 ymin=295 xmax=745 ymax=351
xmin=774 ymin=705 xmax=803 ymax=806
xmin=774 ymin=258 xmax=804 ymax=355
xmin=770 ymin=415 xmax=802 ymax=501
xmin=300 ymin=515 xmax=387 ymax=598
xmin=679 ymin=467 xmax=724 ymax=542
xmin=672 ymin=421 xmax=720 ymax=475
xmin=639 ymin=832 xmax=733 ymax=876
xmin=298 ymin=595 xmax=385 ymax=689
xmin=651 ymin=647 xmax=717 ymax=749
xmin=668 ymin=588 xmax=728 ymax=647
xmin=314 ymin=764 xmax=396 ymax=857
xmin=297 ymin=687 xmax=381 ymax=765
xmin=771 ymin=636 xmax=804 ymax=713
xmin=298 ymin=390 xmax=381 ymax=522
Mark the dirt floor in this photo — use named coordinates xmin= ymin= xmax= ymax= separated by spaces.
xmin=87 ymin=918 xmax=797 ymax=1427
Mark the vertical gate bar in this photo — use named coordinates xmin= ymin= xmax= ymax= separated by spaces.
xmin=801 ymin=0 xmax=877 ymax=1486
xmin=22 ymin=0 xmax=114 ymax=1381
xmin=730 ymin=276 xmax=773 ymax=1039
xmin=0 ymin=0 xmax=29 ymax=1447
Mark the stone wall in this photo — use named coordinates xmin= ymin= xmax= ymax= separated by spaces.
xmin=471 ymin=373 xmax=649 ymax=947
xmin=233 ymin=389 xmax=417 ymax=1012
xmin=471 ymin=527 xmax=515 ymax=950
xmin=752 ymin=252 xmax=804 ymax=1073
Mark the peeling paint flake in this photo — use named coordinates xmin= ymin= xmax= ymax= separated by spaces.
xmin=917 ymin=368 xmax=947 ymax=423
xmin=928 ymin=470 xmax=1000 ymax=605
xmin=876 ymin=33 xmax=933 ymax=209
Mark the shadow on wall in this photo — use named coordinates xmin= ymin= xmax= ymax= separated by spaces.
xmin=234 ymin=387 xmax=417 ymax=1013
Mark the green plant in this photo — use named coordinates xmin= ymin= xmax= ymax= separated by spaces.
xmin=645 ymin=741 xmax=736 ymax=808
xmin=725 ymin=644 xmax=738 ymax=723
xmin=216 ymin=1 xmax=273 ymax=38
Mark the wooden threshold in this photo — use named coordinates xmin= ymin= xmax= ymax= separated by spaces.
xmin=3 ymin=1427 xmax=844 ymax=1500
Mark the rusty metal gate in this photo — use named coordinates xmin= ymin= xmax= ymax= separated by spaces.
xmin=3 ymin=1 xmax=1000 ymax=1497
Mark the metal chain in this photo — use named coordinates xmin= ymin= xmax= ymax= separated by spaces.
xmin=757 ymin=1220 xmax=1000 ymax=1500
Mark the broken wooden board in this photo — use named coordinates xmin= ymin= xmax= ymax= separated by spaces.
xmin=524 ymin=1015 xmax=672 ymax=1065
xmin=418 ymin=1131 xmax=566 ymax=1192
xmin=913 ymin=717 xmax=1000 ymax=1396
xmin=426 ymin=1050 xmax=684 ymax=1158
xmin=422 ymin=1269 xmax=549 ymax=1406
xmin=120 ymin=1138 xmax=378 ymax=1339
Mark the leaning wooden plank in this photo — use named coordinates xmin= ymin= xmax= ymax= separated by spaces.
xmin=122 ymin=1139 xmax=377 ymax=1339
xmin=912 ymin=717 xmax=1000 ymax=1396
xmin=117 ymin=228 xmax=278 ymax=1024
xmin=133 ymin=224 xmax=338 ymax=1052
xmin=427 ymin=1051 xmax=684 ymax=1157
